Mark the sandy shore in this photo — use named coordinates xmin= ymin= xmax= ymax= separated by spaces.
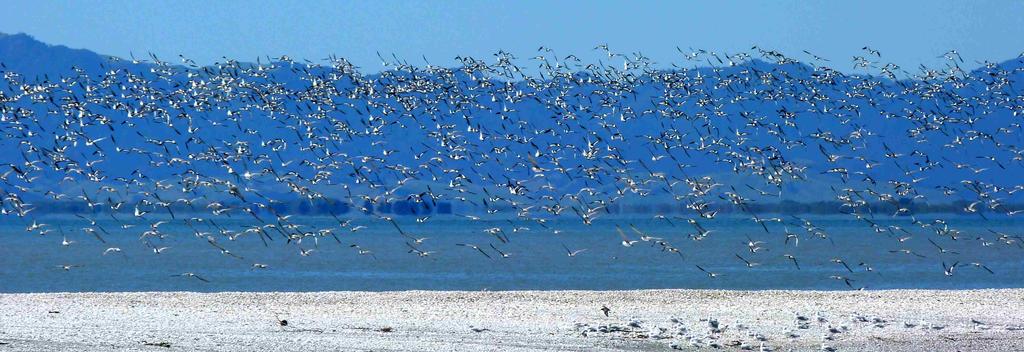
xmin=1 ymin=289 xmax=1022 ymax=351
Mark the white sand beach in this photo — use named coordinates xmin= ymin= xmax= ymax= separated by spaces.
xmin=1 ymin=289 xmax=1022 ymax=351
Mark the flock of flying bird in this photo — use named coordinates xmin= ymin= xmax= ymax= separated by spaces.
xmin=1 ymin=44 xmax=1022 ymax=288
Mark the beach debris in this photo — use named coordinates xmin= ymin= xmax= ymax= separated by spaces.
xmin=142 ymin=341 xmax=172 ymax=348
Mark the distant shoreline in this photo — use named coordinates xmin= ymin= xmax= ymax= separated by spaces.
xmin=2 ymin=289 xmax=1022 ymax=351
xmin=14 ymin=199 xmax=1021 ymax=217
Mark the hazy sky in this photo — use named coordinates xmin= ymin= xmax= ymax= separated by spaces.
xmin=2 ymin=1 xmax=1023 ymax=72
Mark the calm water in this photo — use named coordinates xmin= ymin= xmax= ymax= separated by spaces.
xmin=1 ymin=214 xmax=1022 ymax=292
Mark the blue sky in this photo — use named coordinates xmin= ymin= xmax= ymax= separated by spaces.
xmin=2 ymin=1 xmax=1023 ymax=72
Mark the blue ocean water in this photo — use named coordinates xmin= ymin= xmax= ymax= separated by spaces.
xmin=1 ymin=215 xmax=1021 ymax=292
